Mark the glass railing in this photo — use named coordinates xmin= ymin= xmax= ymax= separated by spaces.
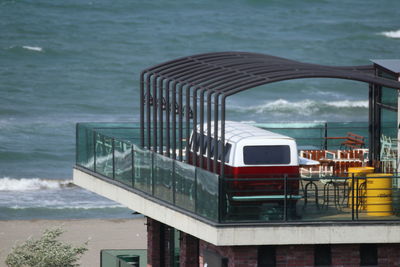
xmin=76 ymin=122 xmax=400 ymax=224
xmin=221 ymin=174 xmax=400 ymax=222
xmin=76 ymin=123 xmax=220 ymax=222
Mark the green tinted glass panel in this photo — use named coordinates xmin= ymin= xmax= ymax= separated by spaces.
xmin=133 ymin=146 xmax=152 ymax=194
xmin=95 ymin=128 xmax=141 ymax=145
xmin=95 ymin=133 xmax=114 ymax=178
xmin=76 ymin=124 xmax=95 ymax=170
xmin=114 ymin=141 xmax=133 ymax=186
xmin=196 ymin=168 xmax=219 ymax=221
xmin=174 ymin=161 xmax=195 ymax=212
xmin=380 ymin=108 xmax=397 ymax=173
xmin=381 ymin=109 xmax=397 ymax=139
xmin=381 ymin=87 xmax=398 ymax=109
xmin=153 ymin=154 xmax=174 ymax=203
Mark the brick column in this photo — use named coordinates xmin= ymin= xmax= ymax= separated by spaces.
xmin=276 ymin=245 xmax=313 ymax=267
xmin=180 ymin=232 xmax=199 ymax=267
xmin=199 ymin=240 xmax=257 ymax=267
xmin=147 ymin=217 xmax=161 ymax=267
xmin=378 ymin=243 xmax=400 ymax=267
xmin=331 ymin=244 xmax=359 ymax=267
xmin=230 ymin=246 xmax=257 ymax=267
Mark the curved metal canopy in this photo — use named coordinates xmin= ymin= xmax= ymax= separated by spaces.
xmin=142 ymin=51 xmax=400 ymax=92
xmin=140 ymin=51 xmax=400 ymax=176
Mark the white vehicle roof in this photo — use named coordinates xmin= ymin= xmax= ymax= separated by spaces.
xmin=197 ymin=121 xmax=294 ymax=144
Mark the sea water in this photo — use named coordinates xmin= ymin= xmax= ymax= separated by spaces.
xmin=0 ymin=0 xmax=399 ymax=220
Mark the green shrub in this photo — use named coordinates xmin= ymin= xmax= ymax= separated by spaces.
xmin=5 ymin=227 xmax=88 ymax=267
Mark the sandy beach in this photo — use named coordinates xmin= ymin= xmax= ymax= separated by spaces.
xmin=0 ymin=217 xmax=147 ymax=267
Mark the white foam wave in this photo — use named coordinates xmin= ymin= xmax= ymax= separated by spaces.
xmin=22 ymin=46 xmax=43 ymax=52
xmin=325 ymin=100 xmax=368 ymax=108
xmin=380 ymin=29 xmax=400 ymax=39
xmin=7 ymin=204 xmax=124 ymax=210
xmin=237 ymin=99 xmax=368 ymax=115
xmin=0 ymin=178 xmax=73 ymax=191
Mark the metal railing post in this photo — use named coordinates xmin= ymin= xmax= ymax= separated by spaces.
xmin=93 ymin=131 xmax=97 ymax=173
xmin=218 ymin=176 xmax=224 ymax=223
xmin=284 ymin=174 xmax=288 ymax=221
xmin=131 ymin=144 xmax=135 ymax=188
xmin=356 ymin=176 xmax=360 ymax=220
xmin=194 ymin=167 xmax=198 ymax=213
xmin=324 ymin=122 xmax=328 ymax=150
xmin=151 ymin=152 xmax=155 ymax=196
xmin=112 ymin=138 xmax=115 ymax=180
xmin=351 ymin=173 xmax=355 ymax=221
xmin=172 ymin=160 xmax=176 ymax=205
xmin=75 ymin=123 xmax=79 ymax=166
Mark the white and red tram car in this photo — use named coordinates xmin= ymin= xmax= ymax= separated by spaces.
xmin=189 ymin=121 xmax=300 ymax=196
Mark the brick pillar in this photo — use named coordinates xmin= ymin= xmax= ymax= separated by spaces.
xmin=331 ymin=244 xmax=359 ymax=267
xmin=147 ymin=217 xmax=161 ymax=267
xmin=199 ymin=240 xmax=258 ymax=267
xmin=276 ymin=245 xmax=314 ymax=267
xmin=180 ymin=232 xmax=199 ymax=267
xmin=378 ymin=243 xmax=400 ymax=267
xmin=230 ymin=246 xmax=257 ymax=267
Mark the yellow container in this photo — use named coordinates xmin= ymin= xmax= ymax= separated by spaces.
xmin=366 ymin=173 xmax=393 ymax=216
xmin=347 ymin=167 xmax=374 ymax=209
xmin=348 ymin=167 xmax=375 ymax=177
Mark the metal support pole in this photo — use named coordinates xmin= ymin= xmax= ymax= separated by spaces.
xmin=152 ymin=75 xmax=158 ymax=153
xmin=172 ymin=82 xmax=178 ymax=160
xmin=140 ymin=72 xmax=145 ymax=148
xmin=206 ymin=92 xmax=212 ymax=171
xmin=192 ymin=88 xmax=198 ymax=167
xmin=185 ymin=86 xmax=191 ymax=163
xmin=178 ymin=84 xmax=184 ymax=161
xmin=324 ymin=122 xmax=328 ymax=150
xmin=199 ymin=90 xmax=205 ymax=169
xmin=369 ymin=83 xmax=374 ymax=164
xmin=213 ymin=93 xmax=220 ymax=173
xmin=165 ymin=81 xmax=171 ymax=157
xmin=220 ymin=97 xmax=226 ymax=179
xmin=158 ymin=78 xmax=164 ymax=154
xmin=146 ymin=74 xmax=151 ymax=150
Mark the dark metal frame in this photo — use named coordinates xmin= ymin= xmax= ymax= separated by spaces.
xmin=139 ymin=52 xmax=400 ymax=176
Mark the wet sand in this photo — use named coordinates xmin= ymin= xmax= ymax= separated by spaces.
xmin=0 ymin=217 xmax=147 ymax=267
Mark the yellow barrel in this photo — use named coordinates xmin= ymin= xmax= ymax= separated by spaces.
xmin=348 ymin=167 xmax=375 ymax=175
xmin=347 ymin=167 xmax=374 ymax=209
xmin=366 ymin=173 xmax=393 ymax=216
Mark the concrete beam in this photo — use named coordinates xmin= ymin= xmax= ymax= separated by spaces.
xmin=73 ymin=168 xmax=400 ymax=246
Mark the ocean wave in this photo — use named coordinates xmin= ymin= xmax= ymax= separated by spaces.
xmin=380 ymin=29 xmax=400 ymax=39
xmin=0 ymin=178 xmax=74 ymax=191
xmin=235 ymin=99 xmax=368 ymax=116
xmin=5 ymin=204 xmax=125 ymax=210
xmin=22 ymin=45 xmax=43 ymax=52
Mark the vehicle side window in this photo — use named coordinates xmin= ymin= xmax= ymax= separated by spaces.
xmin=225 ymin=143 xmax=232 ymax=163
xmin=195 ymin=134 xmax=200 ymax=152
xmin=210 ymin=137 xmax=215 ymax=157
xmin=202 ymin=135 xmax=208 ymax=154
